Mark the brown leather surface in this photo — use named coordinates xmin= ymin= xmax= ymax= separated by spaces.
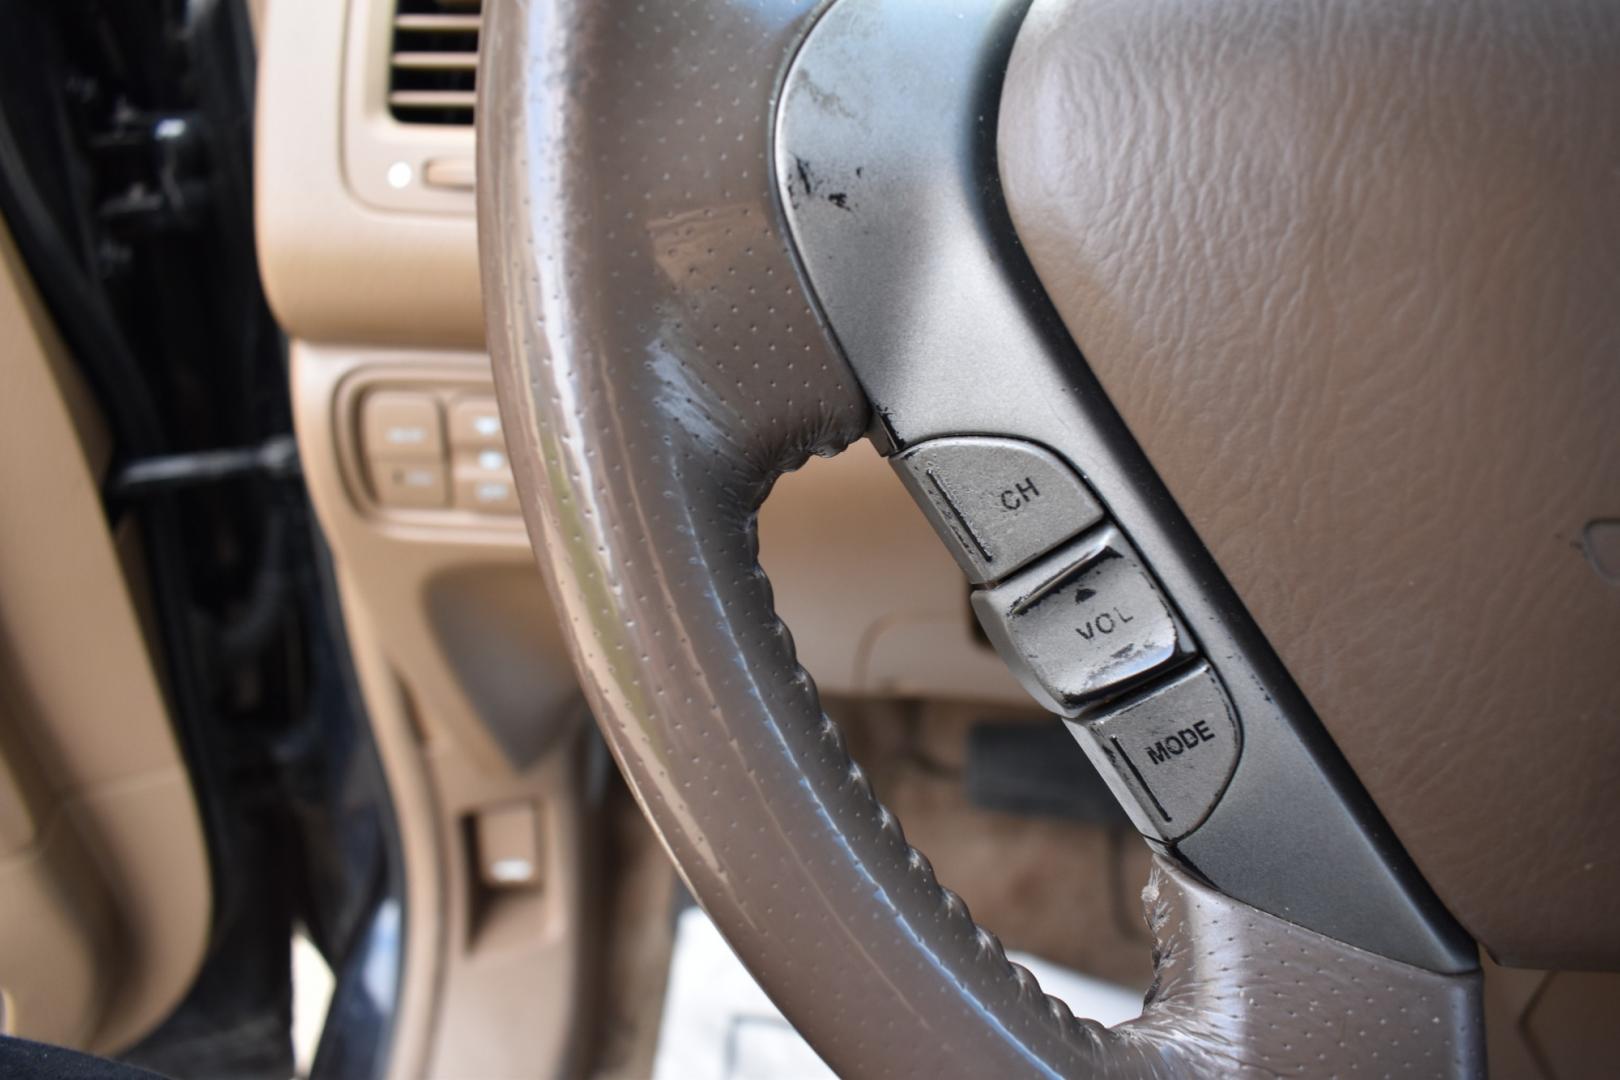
xmin=1000 ymin=0 xmax=1620 ymax=969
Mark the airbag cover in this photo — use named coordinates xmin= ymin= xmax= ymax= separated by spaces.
xmin=999 ymin=0 xmax=1620 ymax=967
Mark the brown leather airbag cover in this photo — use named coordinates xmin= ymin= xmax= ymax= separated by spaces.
xmin=1000 ymin=0 xmax=1620 ymax=968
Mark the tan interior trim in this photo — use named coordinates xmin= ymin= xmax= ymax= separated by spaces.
xmin=255 ymin=0 xmax=483 ymax=348
xmin=0 ymin=220 xmax=210 ymax=1052
xmin=293 ymin=340 xmax=593 ymax=1078
xmin=330 ymin=576 xmax=445 ymax=1080
xmin=418 ymin=720 xmax=596 ymax=1078
xmin=293 ymin=345 xmax=569 ymax=772
xmin=341 ymin=0 xmax=479 ymax=216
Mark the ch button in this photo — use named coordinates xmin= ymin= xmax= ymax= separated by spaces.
xmin=893 ymin=436 xmax=1104 ymax=584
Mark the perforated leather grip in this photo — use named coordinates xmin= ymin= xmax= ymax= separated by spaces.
xmin=477 ymin=0 xmax=1483 ymax=1075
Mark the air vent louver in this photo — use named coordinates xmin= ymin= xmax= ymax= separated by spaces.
xmin=388 ymin=0 xmax=481 ymax=125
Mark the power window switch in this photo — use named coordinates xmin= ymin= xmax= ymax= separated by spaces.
xmin=971 ymin=525 xmax=1191 ymax=716
xmin=448 ymin=396 xmax=505 ymax=450
xmin=455 ymin=474 xmax=520 ymax=515
xmin=362 ymin=390 xmax=443 ymax=460
xmin=371 ymin=460 xmax=448 ymax=509
xmin=453 ymin=449 xmax=520 ymax=515
xmin=1064 ymin=663 xmax=1240 ymax=841
xmin=474 ymin=802 xmax=542 ymax=889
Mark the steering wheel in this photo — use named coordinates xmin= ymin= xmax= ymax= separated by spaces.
xmin=478 ymin=0 xmax=1620 ymax=1074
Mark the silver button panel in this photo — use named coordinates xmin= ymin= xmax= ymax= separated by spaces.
xmin=893 ymin=436 xmax=1104 ymax=584
xmin=779 ymin=0 xmax=1481 ymax=964
xmin=971 ymin=526 xmax=1192 ymax=717
xmin=1065 ymin=663 xmax=1240 ymax=841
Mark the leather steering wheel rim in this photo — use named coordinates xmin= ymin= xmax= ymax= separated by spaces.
xmin=477 ymin=0 xmax=1483 ymax=1075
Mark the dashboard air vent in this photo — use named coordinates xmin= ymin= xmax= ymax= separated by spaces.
xmin=388 ymin=0 xmax=481 ymax=126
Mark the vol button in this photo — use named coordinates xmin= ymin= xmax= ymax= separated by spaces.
xmin=970 ymin=525 xmax=1192 ymax=716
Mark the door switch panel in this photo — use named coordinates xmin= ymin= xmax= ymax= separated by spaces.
xmin=362 ymin=390 xmax=444 ymax=461
xmin=894 ymin=436 xmax=1104 ymax=583
xmin=346 ymin=375 xmax=522 ymax=521
xmin=449 ymin=395 xmax=506 ymax=449
xmin=971 ymin=526 xmax=1192 ymax=716
xmin=454 ymin=466 xmax=520 ymax=514
xmin=1065 ymin=663 xmax=1240 ymax=841
xmin=372 ymin=459 xmax=449 ymax=509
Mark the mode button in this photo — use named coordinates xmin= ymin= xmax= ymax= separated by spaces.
xmin=1065 ymin=663 xmax=1240 ymax=842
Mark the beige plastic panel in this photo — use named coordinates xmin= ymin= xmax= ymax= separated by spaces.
xmin=337 ymin=579 xmax=598 ymax=1079
xmin=295 ymin=345 xmax=574 ymax=771
xmin=256 ymin=0 xmax=483 ymax=348
xmin=341 ymin=0 xmax=480 ymax=216
xmin=419 ymin=728 xmax=596 ymax=1078
xmin=293 ymin=341 xmax=591 ymax=1078
xmin=0 ymin=223 xmax=210 ymax=1053
xmin=330 ymin=587 xmax=447 ymax=1080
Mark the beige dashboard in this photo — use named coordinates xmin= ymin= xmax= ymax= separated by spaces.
xmin=254 ymin=0 xmax=1031 ymax=1074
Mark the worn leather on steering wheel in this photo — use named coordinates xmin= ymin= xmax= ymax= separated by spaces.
xmin=478 ymin=0 xmax=1483 ymax=1074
